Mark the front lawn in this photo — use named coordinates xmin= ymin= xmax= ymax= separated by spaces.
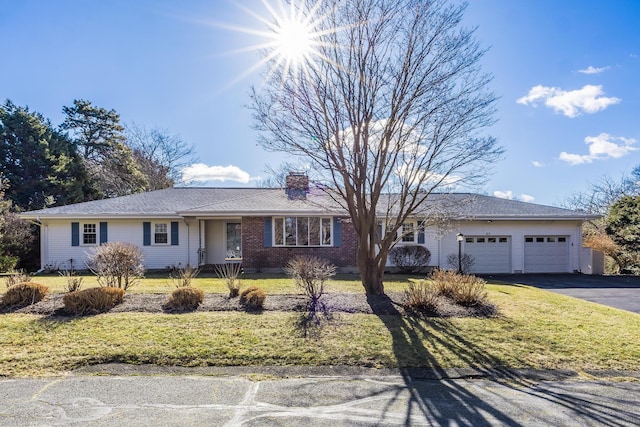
xmin=17 ymin=272 xmax=414 ymax=294
xmin=1 ymin=278 xmax=639 ymax=377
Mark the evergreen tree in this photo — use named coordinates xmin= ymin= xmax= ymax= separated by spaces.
xmin=61 ymin=99 xmax=148 ymax=197
xmin=0 ymin=100 xmax=93 ymax=210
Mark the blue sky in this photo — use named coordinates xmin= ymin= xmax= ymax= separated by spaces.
xmin=1 ymin=0 xmax=639 ymax=207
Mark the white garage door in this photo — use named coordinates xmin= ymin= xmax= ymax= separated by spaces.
xmin=464 ymin=236 xmax=511 ymax=274
xmin=524 ymin=236 xmax=570 ymax=273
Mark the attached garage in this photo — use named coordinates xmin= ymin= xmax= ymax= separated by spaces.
xmin=464 ymin=236 xmax=511 ymax=274
xmin=524 ymin=236 xmax=570 ymax=273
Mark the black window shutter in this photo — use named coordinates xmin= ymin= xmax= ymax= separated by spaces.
xmin=71 ymin=222 xmax=79 ymax=246
xmin=333 ymin=218 xmax=342 ymax=247
xmin=171 ymin=221 xmax=179 ymax=246
xmin=263 ymin=218 xmax=272 ymax=247
xmin=417 ymin=221 xmax=425 ymax=244
xmin=143 ymin=222 xmax=151 ymax=246
xmin=100 ymin=222 xmax=108 ymax=244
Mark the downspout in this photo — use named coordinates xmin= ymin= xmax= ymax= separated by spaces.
xmin=32 ymin=217 xmax=46 ymax=273
xmin=184 ymin=218 xmax=190 ymax=267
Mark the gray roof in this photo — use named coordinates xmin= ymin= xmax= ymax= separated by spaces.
xmin=20 ymin=187 xmax=597 ymax=221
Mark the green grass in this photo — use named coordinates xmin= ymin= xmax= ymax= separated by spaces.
xmin=1 ymin=278 xmax=640 ymax=377
xmin=16 ymin=273 xmax=415 ymax=294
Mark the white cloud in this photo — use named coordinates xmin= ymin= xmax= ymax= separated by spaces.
xmin=559 ymin=133 xmax=638 ymax=165
xmin=516 ymin=84 xmax=620 ymax=117
xmin=493 ymin=190 xmax=514 ymax=200
xmin=578 ymin=65 xmax=610 ymax=75
xmin=493 ymin=190 xmax=535 ymax=203
xmin=181 ymin=163 xmax=251 ymax=183
xmin=532 ymin=161 xmax=543 ymax=168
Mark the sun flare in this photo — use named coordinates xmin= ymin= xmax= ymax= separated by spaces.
xmin=274 ymin=18 xmax=315 ymax=65
xmin=211 ymin=0 xmax=341 ymax=88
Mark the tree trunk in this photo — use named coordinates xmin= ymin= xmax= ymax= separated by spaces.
xmin=357 ymin=241 xmax=385 ymax=295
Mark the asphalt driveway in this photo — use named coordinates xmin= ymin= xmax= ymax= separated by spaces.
xmin=483 ymin=274 xmax=640 ymax=314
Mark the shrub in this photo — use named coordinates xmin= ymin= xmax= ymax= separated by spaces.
xmin=0 ymin=255 xmax=18 ymax=273
xmin=389 ymin=246 xmax=431 ymax=274
xmin=450 ymin=274 xmax=488 ymax=306
xmin=163 ymin=286 xmax=205 ymax=312
xmin=239 ymin=286 xmax=259 ymax=304
xmin=169 ymin=265 xmax=200 ymax=288
xmin=446 ymin=253 xmax=475 ymax=274
xmin=86 ymin=242 xmax=145 ymax=290
xmin=214 ymin=263 xmax=243 ymax=297
xmin=4 ymin=269 xmax=31 ymax=288
xmin=285 ymin=255 xmax=336 ymax=304
xmin=60 ymin=269 xmax=83 ymax=293
xmin=429 ymin=269 xmax=488 ymax=306
xmin=403 ymin=280 xmax=440 ymax=313
xmin=240 ymin=287 xmax=266 ymax=310
xmin=63 ymin=287 xmax=125 ymax=316
xmin=1 ymin=282 xmax=48 ymax=307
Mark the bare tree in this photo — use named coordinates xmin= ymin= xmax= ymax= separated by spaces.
xmin=564 ymin=167 xmax=640 ymax=273
xmin=125 ymin=123 xmax=197 ymax=188
xmin=251 ymin=0 xmax=502 ymax=294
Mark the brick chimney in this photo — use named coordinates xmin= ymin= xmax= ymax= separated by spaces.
xmin=285 ymin=171 xmax=309 ymax=200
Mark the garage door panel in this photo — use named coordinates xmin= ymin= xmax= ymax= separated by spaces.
xmin=464 ymin=236 xmax=511 ymax=274
xmin=525 ymin=236 xmax=569 ymax=273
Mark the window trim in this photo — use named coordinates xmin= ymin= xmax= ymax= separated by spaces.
xmin=401 ymin=222 xmax=416 ymax=243
xmin=153 ymin=222 xmax=169 ymax=246
xmin=272 ymin=216 xmax=333 ymax=247
xmin=81 ymin=223 xmax=98 ymax=246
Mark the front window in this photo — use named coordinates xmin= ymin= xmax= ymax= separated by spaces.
xmin=83 ymin=223 xmax=97 ymax=245
xmin=401 ymin=222 xmax=415 ymax=242
xmin=274 ymin=217 xmax=332 ymax=246
xmin=154 ymin=223 xmax=168 ymax=244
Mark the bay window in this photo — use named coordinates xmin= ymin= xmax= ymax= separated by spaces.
xmin=273 ymin=217 xmax=332 ymax=246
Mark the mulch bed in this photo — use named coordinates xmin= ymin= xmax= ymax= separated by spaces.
xmin=0 ymin=292 xmax=496 ymax=318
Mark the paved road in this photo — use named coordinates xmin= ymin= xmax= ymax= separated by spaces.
xmin=1 ymin=372 xmax=640 ymax=426
xmin=483 ymin=274 xmax=640 ymax=314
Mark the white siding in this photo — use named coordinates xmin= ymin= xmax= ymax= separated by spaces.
xmin=41 ymin=219 xmax=191 ymax=270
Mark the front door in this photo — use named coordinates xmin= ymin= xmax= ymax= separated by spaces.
xmin=205 ymin=219 xmax=242 ymax=264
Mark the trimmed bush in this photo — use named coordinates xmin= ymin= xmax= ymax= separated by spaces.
xmin=63 ymin=287 xmax=125 ymax=316
xmin=403 ymin=280 xmax=440 ymax=313
xmin=163 ymin=286 xmax=205 ymax=312
xmin=1 ymin=282 xmax=48 ymax=307
xmin=241 ymin=287 xmax=266 ymax=310
xmin=389 ymin=245 xmax=431 ymax=274
xmin=239 ymin=286 xmax=259 ymax=304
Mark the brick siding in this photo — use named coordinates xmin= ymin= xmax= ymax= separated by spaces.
xmin=242 ymin=216 xmax=358 ymax=271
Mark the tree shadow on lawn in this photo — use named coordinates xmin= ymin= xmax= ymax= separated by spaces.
xmin=367 ymin=294 xmax=638 ymax=426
